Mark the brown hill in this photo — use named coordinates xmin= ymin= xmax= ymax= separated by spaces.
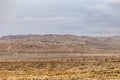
xmin=0 ymin=35 xmax=120 ymax=54
xmin=0 ymin=35 xmax=120 ymax=61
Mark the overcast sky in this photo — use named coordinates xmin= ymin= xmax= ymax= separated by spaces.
xmin=0 ymin=0 xmax=120 ymax=36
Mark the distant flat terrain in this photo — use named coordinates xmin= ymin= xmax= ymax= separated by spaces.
xmin=0 ymin=52 xmax=119 ymax=62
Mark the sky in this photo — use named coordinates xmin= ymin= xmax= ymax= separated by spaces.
xmin=0 ymin=0 xmax=120 ymax=36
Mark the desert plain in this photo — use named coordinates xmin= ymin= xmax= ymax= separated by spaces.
xmin=0 ymin=35 xmax=120 ymax=80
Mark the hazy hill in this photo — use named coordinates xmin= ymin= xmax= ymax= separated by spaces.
xmin=0 ymin=35 xmax=120 ymax=54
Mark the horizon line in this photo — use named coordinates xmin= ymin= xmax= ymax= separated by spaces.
xmin=0 ymin=34 xmax=120 ymax=38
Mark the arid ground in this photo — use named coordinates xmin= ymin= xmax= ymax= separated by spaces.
xmin=0 ymin=35 xmax=120 ymax=80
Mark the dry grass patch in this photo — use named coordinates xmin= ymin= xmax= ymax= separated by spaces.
xmin=0 ymin=61 xmax=119 ymax=80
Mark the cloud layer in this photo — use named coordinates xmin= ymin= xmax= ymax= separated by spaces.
xmin=0 ymin=0 xmax=120 ymax=36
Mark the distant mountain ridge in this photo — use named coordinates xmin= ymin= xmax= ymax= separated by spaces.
xmin=0 ymin=34 xmax=79 ymax=39
xmin=1 ymin=34 xmax=120 ymax=39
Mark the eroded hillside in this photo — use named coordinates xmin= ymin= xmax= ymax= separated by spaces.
xmin=0 ymin=35 xmax=120 ymax=53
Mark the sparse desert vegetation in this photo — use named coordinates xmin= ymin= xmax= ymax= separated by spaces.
xmin=0 ymin=35 xmax=119 ymax=80
xmin=0 ymin=61 xmax=120 ymax=80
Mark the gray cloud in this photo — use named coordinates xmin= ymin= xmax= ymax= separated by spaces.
xmin=0 ymin=0 xmax=120 ymax=36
